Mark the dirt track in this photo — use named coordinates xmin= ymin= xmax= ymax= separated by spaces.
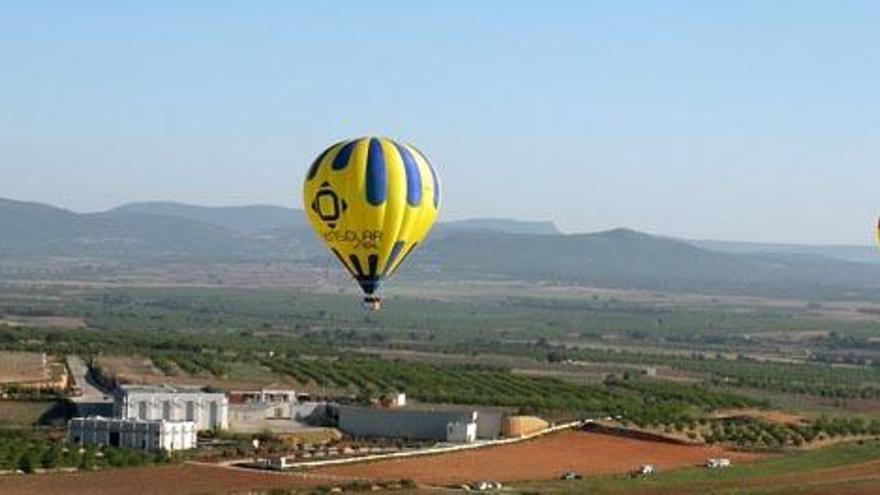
xmin=313 ymin=430 xmax=762 ymax=485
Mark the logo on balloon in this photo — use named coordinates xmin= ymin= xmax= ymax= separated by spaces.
xmin=311 ymin=182 xmax=347 ymax=229
xmin=324 ymin=229 xmax=382 ymax=250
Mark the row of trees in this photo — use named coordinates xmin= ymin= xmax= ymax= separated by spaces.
xmin=257 ymin=355 xmax=763 ymax=428
xmin=555 ymin=345 xmax=880 ymax=400
xmin=704 ymin=417 xmax=880 ymax=449
xmin=0 ymin=431 xmax=171 ymax=473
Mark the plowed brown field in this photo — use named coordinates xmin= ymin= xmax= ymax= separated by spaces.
xmin=314 ymin=430 xmax=763 ymax=485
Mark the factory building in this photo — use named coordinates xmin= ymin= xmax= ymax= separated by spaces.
xmin=114 ymin=384 xmax=228 ymax=430
xmin=446 ymin=421 xmax=478 ymax=443
xmin=331 ymin=404 xmax=479 ymax=443
xmin=228 ymin=388 xmax=298 ymax=425
xmin=68 ymin=417 xmax=197 ymax=452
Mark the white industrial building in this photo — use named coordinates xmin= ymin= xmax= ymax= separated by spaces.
xmin=68 ymin=417 xmax=197 ymax=452
xmin=331 ymin=405 xmax=481 ymax=443
xmin=114 ymin=384 xmax=228 ymax=430
xmin=446 ymin=420 xmax=478 ymax=443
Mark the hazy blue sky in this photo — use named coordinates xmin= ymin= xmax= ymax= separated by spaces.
xmin=1 ymin=1 xmax=877 ymax=244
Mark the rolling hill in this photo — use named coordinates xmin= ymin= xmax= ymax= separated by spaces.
xmin=1 ymin=198 xmax=878 ymax=299
xmin=690 ymin=239 xmax=880 ymax=266
xmin=109 ymin=201 xmax=306 ymax=234
xmin=0 ymin=198 xmax=303 ymax=260
xmin=436 ymin=218 xmax=560 ymax=236
xmin=418 ymin=229 xmax=880 ymax=298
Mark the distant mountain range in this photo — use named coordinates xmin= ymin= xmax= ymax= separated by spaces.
xmin=0 ymin=198 xmax=308 ymax=261
xmin=1 ymin=198 xmax=877 ymax=299
xmin=690 ymin=239 xmax=880 ymax=266
xmin=421 ymin=229 xmax=880 ymax=299
xmin=436 ymin=218 xmax=560 ymax=236
xmin=110 ymin=202 xmax=307 ymax=234
xmin=111 ymin=201 xmax=561 ymax=237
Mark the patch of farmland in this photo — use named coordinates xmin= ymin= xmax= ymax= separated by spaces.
xmin=0 ymin=315 xmax=86 ymax=329
xmin=0 ymin=352 xmax=47 ymax=384
xmin=313 ymin=430 xmax=763 ymax=485
xmin=95 ymin=355 xmax=301 ymax=391
xmin=0 ymin=400 xmax=60 ymax=426
xmin=95 ymin=356 xmax=168 ymax=385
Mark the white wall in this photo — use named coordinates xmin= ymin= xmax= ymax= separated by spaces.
xmin=116 ymin=390 xmax=228 ymax=430
xmin=68 ymin=418 xmax=197 ymax=452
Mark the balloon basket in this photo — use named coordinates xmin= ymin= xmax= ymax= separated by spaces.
xmin=363 ymin=296 xmax=382 ymax=312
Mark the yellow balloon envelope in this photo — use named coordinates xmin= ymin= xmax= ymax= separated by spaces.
xmin=303 ymin=137 xmax=441 ymax=309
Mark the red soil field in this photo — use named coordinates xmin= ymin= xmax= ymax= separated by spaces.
xmin=313 ymin=430 xmax=763 ymax=485
xmin=3 ymin=433 xmax=876 ymax=494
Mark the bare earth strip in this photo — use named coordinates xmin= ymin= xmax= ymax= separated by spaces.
xmin=312 ymin=431 xmax=762 ymax=486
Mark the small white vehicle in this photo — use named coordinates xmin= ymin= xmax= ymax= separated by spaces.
xmin=706 ymin=458 xmax=731 ymax=469
xmin=470 ymin=480 xmax=503 ymax=491
xmin=631 ymin=464 xmax=655 ymax=477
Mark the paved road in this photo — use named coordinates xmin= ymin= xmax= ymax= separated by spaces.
xmin=66 ymin=355 xmax=113 ymax=415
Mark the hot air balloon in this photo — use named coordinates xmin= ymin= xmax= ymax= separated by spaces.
xmin=303 ymin=137 xmax=441 ymax=310
xmin=876 ymin=214 xmax=880 ymax=252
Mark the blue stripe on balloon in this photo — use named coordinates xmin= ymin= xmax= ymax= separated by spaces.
xmin=365 ymin=138 xmax=387 ymax=205
xmin=332 ymin=140 xmax=358 ymax=170
xmin=412 ymin=146 xmax=440 ymax=208
xmin=428 ymin=162 xmax=440 ymax=208
xmin=393 ymin=143 xmax=422 ymax=207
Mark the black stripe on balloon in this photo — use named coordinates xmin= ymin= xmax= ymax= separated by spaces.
xmin=367 ymin=254 xmax=379 ymax=277
xmin=331 ymin=248 xmax=352 ymax=275
xmin=307 ymin=142 xmax=337 ymax=180
xmin=389 ymin=242 xmax=418 ymax=275
xmin=348 ymin=254 xmax=365 ymax=277
xmin=382 ymin=241 xmax=405 ymax=276
xmin=358 ymin=278 xmax=380 ymax=295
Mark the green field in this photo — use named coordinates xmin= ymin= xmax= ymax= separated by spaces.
xmin=1 ymin=283 xmax=878 ymax=452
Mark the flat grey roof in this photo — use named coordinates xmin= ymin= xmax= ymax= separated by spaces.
xmin=117 ymin=383 xmax=218 ymax=394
